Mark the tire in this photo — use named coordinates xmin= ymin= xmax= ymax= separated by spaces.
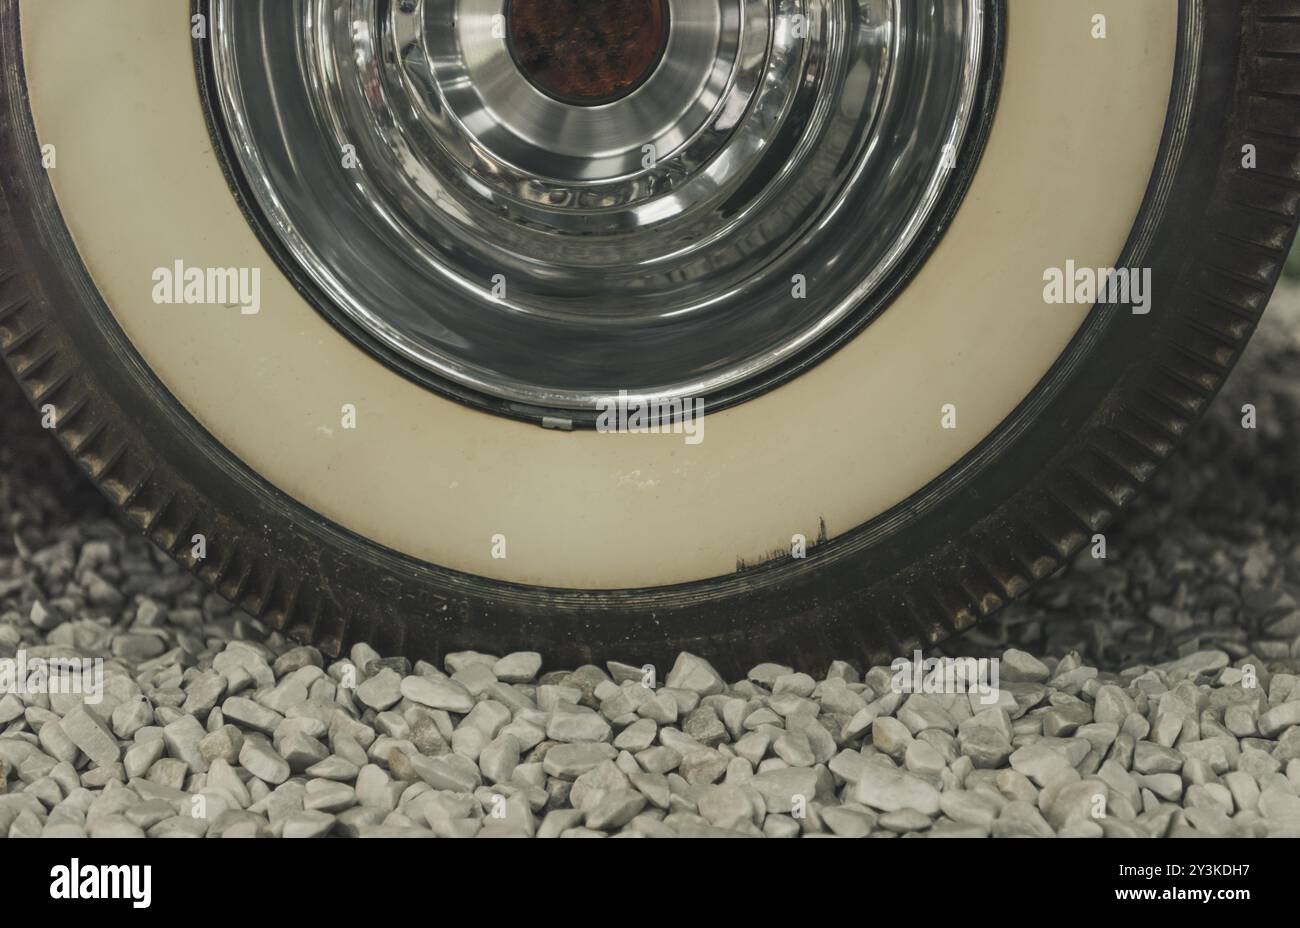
xmin=1 ymin=0 xmax=1297 ymax=676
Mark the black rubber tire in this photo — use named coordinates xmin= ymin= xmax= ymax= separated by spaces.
xmin=1 ymin=0 xmax=1298 ymax=676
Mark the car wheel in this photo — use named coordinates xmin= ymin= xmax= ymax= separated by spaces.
xmin=1 ymin=0 xmax=1297 ymax=675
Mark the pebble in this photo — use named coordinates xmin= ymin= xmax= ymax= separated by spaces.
xmin=410 ymin=754 xmax=480 ymax=792
xmin=664 ymin=653 xmax=725 ymax=697
xmin=221 ymin=697 xmax=283 ymax=735
xmin=281 ymin=810 xmax=336 ymax=838
xmin=751 ymin=767 xmax=821 ymax=814
xmin=60 ymin=708 xmax=120 ymax=768
xmin=479 ymin=735 xmax=521 ymax=784
xmin=493 ymin=652 xmax=543 ymax=684
xmin=162 ymin=716 xmax=209 ymax=774
xmin=546 ymin=704 xmax=612 ymax=743
xmin=818 ymin=805 xmax=872 ymax=837
xmin=1260 ymin=702 xmax=1300 ymax=738
xmin=1009 ymin=745 xmax=1074 ymax=787
xmin=355 ymin=669 xmax=403 ymax=712
xmin=123 ymin=739 xmax=164 ymax=780
xmin=854 ymin=763 xmax=942 ymax=815
xmin=872 ymin=717 xmax=913 ymax=758
xmin=303 ymin=779 xmax=356 ymax=813
xmin=400 ymin=676 xmax=475 ymax=714
xmin=585 ymin=790 xmax=646 ymax=830
xmin=773 ymin=731 xmax=816 ymax=767
xmin=239 ymin=739 xmax=290 ymax=785
xmin=199 ymin=726 xmax=244 ymax=766
xmin=1001 ymin=650 xmax=1050 ymax=683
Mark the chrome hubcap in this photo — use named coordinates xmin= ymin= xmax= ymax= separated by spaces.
xmin=207 ymin=0 xmax=989 ymax=417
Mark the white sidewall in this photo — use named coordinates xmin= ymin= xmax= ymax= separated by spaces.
xmin=21 ymin=0 xmax=1178 ymax=587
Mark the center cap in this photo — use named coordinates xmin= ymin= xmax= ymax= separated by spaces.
xmin=506 ymin=0 xmax=671 ymax=106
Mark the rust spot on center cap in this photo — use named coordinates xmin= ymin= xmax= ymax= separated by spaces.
xmin=507 ymin=0 xmax=670 ymax=106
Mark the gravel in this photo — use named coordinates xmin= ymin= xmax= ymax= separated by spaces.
xmin=3 ymin=620 xmax=1294 ymax=838
xmin=0 ymin=287 xmax=1297 ymax=837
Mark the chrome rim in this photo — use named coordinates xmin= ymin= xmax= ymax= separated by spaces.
xmin=207 ymin=0 xmax=989 ymax=417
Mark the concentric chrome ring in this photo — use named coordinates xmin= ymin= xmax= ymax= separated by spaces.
xmin=205 ymin=0 xmax=992 ymax=419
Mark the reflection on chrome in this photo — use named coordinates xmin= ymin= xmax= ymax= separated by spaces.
xmin=208 ymin=0 xmax=986 ymax=414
